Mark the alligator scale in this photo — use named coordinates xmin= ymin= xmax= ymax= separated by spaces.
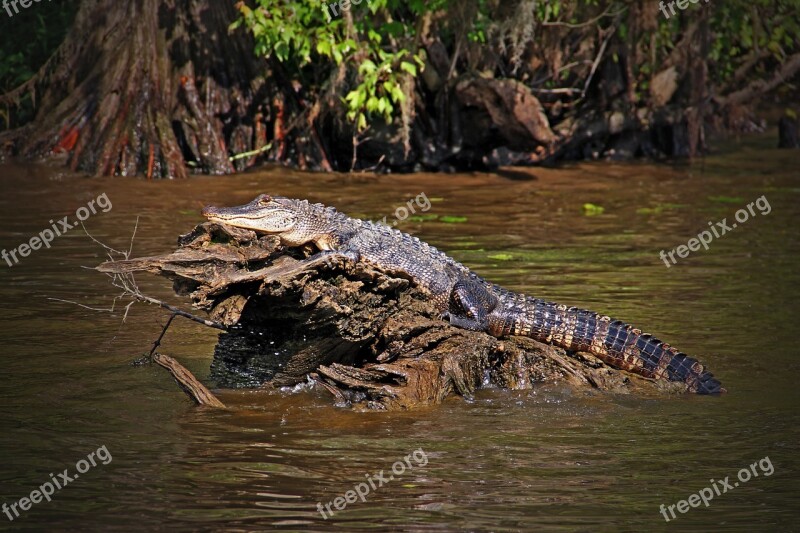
xmin=203 ymin=194 xmax=724 ymax=394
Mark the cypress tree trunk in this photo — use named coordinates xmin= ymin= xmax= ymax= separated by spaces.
xmin=2 ymin=0 xmax=265 ymax=178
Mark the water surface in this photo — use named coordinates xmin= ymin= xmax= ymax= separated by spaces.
xmin=0 ymin=139 xmax=798 ymax=531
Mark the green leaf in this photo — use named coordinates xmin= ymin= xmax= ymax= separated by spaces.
xmin=439 ymin=216 xmax=468 ymax=223
xmin=708 ymin=196 xmax=744 ymax=204
xmin=390 ymin=85 xmax=406 ymax=103
xmin=582 ymin=203 xmax=605 ymax=216
xmin=400 ymin=61 xmax=417 ymax=76
xmin=359 ymin=59 xmax=378 ymax=75
xmin=366 ymin=96 xmax=380 ymax=112
xmin=408 ymin=214 xmax=438 ymax=222
xmin=316 ymin=39 xmax=332 ymax=57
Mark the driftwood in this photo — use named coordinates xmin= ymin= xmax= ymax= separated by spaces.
xmin=152 ymin=353 xmax=226 ymax=409
xmin=98 ymin=222 xmax=682 ymax=410
xmin=140 ymin=312 xmax=225 ymax=408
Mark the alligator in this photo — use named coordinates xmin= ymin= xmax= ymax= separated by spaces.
xmin=202 ymin=194 xmax=724 ymax=394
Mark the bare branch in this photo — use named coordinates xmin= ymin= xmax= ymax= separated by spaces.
xmin=46 ymin=297 xmax=115 ymax=312
xmin=126 ymin=216 xmax=139 ymax=259
xmin=541 ymin=5 xmax=626 ymax=29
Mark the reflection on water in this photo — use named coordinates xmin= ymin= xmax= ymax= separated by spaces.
xmin=0 ymin=140 xmax=798 ymax=530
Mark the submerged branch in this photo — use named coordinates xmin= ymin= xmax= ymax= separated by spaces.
xmin=153 ymin=353 xmax=226 ymax=408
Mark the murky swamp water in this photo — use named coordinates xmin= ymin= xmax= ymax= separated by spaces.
xmin=0 ymin=137 xmax=798 ymax=531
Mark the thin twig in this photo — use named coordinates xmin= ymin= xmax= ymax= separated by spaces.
xmin=582 ymin=23 xmax=617 ymax=98
xmin=133 ymin=293 xmax=227 ymax=330
xmin=46 ymin=297 xmax=115 ymax=312
xmin=149 ymin=313 xmax=177 ymax=359
xmin=530 ymin=60 xmax=593 ymax=87
xmin=80 ymin=221 xmax=125 ymax=256
xmin=55 ymin=220 xmax=228 ymax=332
xmin=229 ymin=142 xmax=272 ymax=162
xmin=531 ymin=87 xmax=583 ymax=94
xmin=126 ymin=216 xmax=139 ymax=258
xmin=541 ymin=5 xmax=626 ymax=29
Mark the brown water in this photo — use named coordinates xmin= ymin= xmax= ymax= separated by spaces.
xmin=0 ymin=138 xmax=798 ymax=531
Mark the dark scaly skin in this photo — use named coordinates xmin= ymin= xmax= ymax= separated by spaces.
xmin=203 ymin=195 xmax=724 ymax=394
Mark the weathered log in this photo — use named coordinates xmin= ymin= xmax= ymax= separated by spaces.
xmin=99 ymin=222 xmax=684 ymax=410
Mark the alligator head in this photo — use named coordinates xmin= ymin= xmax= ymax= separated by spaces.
xmin=202 ymin=194 xmax=340 ymax=249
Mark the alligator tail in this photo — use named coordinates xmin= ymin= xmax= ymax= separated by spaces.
xmin=489 ymin=294 xmax=724 ymax=394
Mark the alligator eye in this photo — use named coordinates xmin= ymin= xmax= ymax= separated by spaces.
xmin=258 ymin=195 xmax=271 ymax=206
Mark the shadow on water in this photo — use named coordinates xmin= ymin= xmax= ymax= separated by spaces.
xmin=0 ymin=138 xmax=798 ymax=530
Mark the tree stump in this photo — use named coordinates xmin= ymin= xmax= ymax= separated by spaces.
xmin=98 ymin=222 xmax=682 ymax=410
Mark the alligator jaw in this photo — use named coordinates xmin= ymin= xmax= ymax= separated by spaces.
xmin=201 ymin=205 xmax=264 ymax=231
xmin=201 ymin=195 xmax=297 ymax=234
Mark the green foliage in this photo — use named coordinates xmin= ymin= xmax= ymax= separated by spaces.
xmin=487 ymin=253 xmax=515 ymax=261
xmin=234 ymin=0 xmax=424 ymax=131
xmin=439 ymin=215 xmax=468 ymax=223
xmin=707 ymin=0 xmax=800 ymax=81
xmin=344 ymin=48 xmax=422 ymax=128
xmin=636 ymin=204 xmax=686 ymax=215
xmin=708 ymin=196 xmax=745 ymax=204
xmin=231 ymin=0 xmax=800 ymax=136
xmin=582 ymin=203 xmax=605 ymax=216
